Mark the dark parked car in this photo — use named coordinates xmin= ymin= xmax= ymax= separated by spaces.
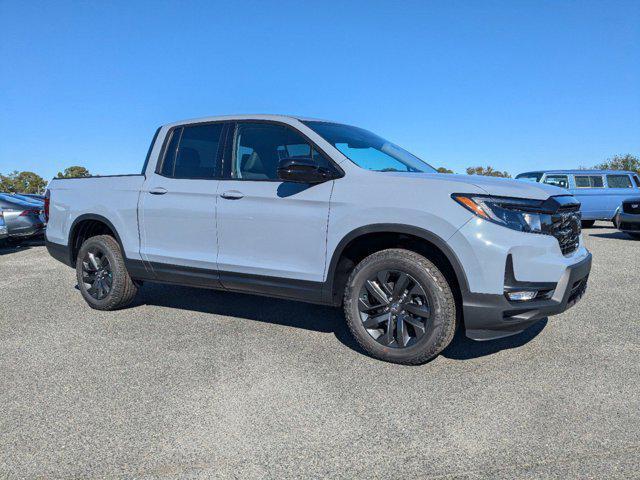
xmin=0 ymin=194 xmax=46 ymax=240
xmin=1 ymin=192 xmax=44 ymax=205
xmin=614 ymin=198 xmax=640 ymax=239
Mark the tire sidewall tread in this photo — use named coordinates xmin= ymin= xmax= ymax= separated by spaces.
xmin=75 ymin=235 xmax=137 ymax=310
xmin=343 ymin=248 xmax=457 ymax=365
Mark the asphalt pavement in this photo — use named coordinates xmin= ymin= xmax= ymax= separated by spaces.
xmin=1 ymin=224 xmax=638 ymax=479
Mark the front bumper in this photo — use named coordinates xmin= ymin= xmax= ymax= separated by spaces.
xmin=463 ymin=253 xmax=592 ymax=341
xmin=617 ymin=212 xmax=640 ymax=232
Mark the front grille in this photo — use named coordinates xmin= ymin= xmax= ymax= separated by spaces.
xmin=549 ymin=205 xmax=581 ymax=255
xmin=623 ymin=201 xmax=640 ymax=214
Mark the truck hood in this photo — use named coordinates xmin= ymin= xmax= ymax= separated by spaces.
xmin=381 ymin=172 xmax=567 ymax=200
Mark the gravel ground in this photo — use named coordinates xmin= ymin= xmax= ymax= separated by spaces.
xmin=1 ymin=223 xmax=638 ymax=479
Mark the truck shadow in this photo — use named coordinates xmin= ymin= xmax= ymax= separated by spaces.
xmin=441 ymin=319 xmax=547 ymax=360
xmin=134 ymin=283 xmax=546 ymax=362
xmin=590 ymin=232 xmax=637 ymax=241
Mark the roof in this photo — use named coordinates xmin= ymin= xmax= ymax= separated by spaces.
xmin=518 ymin=169 xmax=637 ymax=176
xmin=162 ymin=114 xmax=338 ymax=128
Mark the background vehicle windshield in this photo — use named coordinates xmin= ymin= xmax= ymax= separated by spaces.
xmin=303 ymin=121 xmax=436 ymax=173
xmin=515 ymin=172 xmax=543 ymax=182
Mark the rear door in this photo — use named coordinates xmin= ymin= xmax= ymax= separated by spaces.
xmin=139 ymin=122 xmax=228 ymax=273
xmin=216 ymin=121 xmax=334 ymax=293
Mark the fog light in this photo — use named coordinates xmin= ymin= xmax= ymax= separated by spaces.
xmin=506 ymin=290 xmax=537 ymax=302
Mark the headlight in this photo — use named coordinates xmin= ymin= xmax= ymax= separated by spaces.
xmin=452 ymin=194 xmax=552 ymax=233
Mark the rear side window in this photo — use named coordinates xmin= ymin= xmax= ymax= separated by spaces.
xmin=606 ymin=174 xmax=632 ymax=188
xmin=543 ymin=175 xmax=569 ymax=189
xmin=575 ymin=175 xmax=604 ymax=188
xmin=159 ymin=123 xmax=224 ymax=179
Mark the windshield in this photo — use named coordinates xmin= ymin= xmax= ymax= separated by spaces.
xmin=515 ymin=172 xmax=543 ymax=182
xmin=303 ymin=121 xmax=436 ymax=173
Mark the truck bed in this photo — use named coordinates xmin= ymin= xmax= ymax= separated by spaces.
xmin=46 ymin=174 xmax=146 ymax=261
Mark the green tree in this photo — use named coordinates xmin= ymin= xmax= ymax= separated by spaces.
xmin=595 ymin=154 xmax=639 ymax=174
xmin=57 ymin=166 xmax=91 ymax=178
xmin=437 ymin=167 xmax=454 ymax=174
xmin=0 ymin=170 xmax=47 ymax=194
xmin=466 ymin=166 xmax=511 ymax=178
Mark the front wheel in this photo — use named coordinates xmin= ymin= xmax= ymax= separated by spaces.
xmin=75 ymin=235 xmax=138 ymax=310
xmin=343 ymin=249 xmax=457 ymax=365
xmin=626 ymin=232 xmax=640 ymax=240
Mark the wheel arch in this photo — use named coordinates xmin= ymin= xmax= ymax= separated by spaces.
xmin=323 ymin=224 xmax=469 ymax=306
xmin=68 ymin=214 xmax=127 ymax=266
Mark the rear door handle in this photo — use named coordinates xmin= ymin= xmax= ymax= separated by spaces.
xmin=149 ymin=187 xmax=168 ymax=195
xmin=221 ymin=190 xmax=244 ymax=200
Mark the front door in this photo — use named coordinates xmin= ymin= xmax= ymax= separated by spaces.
xmin=139 ymin=122 xmax=226 ymax=273
xmin=216 ymin=122 xmax=334 ymax=294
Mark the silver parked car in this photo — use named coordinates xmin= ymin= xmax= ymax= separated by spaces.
xmin=0 ymin=194 xmax=46 ymax=240
xmin=0 ymin=208 xmax=9 ymax=241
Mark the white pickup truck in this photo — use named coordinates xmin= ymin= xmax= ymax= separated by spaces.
xmin=46 ymin=115 xmax=591 ymax=364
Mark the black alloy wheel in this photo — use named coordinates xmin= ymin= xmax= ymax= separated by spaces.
xmin=358 ymin=270 xmax=431 ymax=348
xmin=343 ymin=248 xmax=457 ymax=365
xmin=81 ymin=247 xmax=113 ymax=300
xmin=75 ymin=234 xmax=138 ymax=310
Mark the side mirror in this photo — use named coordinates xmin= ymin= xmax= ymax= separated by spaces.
xmin=277 ymin=157 xmax=332 ymax=184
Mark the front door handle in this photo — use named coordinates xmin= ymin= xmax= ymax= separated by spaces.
xmin=149 ymin=187 xmax=168 ymax=195
xmin=220 ymin=190 xmax=244 ymax=200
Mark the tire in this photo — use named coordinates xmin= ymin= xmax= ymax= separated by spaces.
xmin=343 ymin=248 xmax=457 ymax=365
xmin=75 ymin=235 xmax=138 ymax=310
xmin=581 ymin=220 xmax=595 ymax=228
xmin=626 ymin=232 xmax=640 ymax=240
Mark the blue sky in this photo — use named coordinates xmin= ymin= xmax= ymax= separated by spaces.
xmin=1 ymin=0 xmax=638 ymax=179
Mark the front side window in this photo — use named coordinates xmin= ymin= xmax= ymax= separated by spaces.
xmin=575 ymin=175 xmax=604 ymax=188
xmin=606 ymin=174 xmax=632 ymax=188
xmin=634 ymin=175 xmax=640 ymax=187
xmin=160 ymin=123 xmax=224 ymax=179
xmin=232 ymin=123 xmax=323 ymax=180
xmin=543 ymin=175 xmax=569 ymax=189
xmin=303 ymin=121 xmax=436 ymax=173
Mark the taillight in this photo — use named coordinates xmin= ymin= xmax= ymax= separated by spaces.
xmin=44 ymin=189 xmax=50 ymax=222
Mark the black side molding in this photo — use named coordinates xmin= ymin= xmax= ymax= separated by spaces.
xmin=124 ymin=259 xmax=327 ymax=305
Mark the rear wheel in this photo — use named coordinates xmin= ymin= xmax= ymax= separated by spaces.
xmin=343 ymin=249 xmax=457 ymax=365
xmin=75 ymin=235 xmax=138 ymax=310
xmin=581 ymin=220 xmax=595 ymax=228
